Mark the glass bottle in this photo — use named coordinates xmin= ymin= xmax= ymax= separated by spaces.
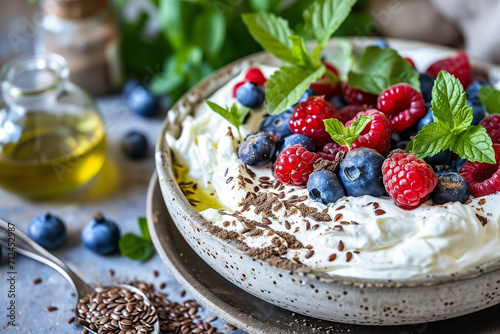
xmin=0 ymin=53 xmax=107 ymax=198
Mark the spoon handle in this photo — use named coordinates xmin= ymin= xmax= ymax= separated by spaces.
xmin=0 ymin=218 xmax=93 ymax=299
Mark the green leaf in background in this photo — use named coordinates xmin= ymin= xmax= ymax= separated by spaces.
xmin=324 ymin=115 xmax=371 ymax=151
xmin=303 ymin=0 xmax=357 ymax=59
xmin=119 ymin=233 xmax=155 ymax=261
xmin=138 ymin=217 xmax=151 ymax=243
xmin=412 ymin=122 xmax=454 ymax=159
xmin=205 ymin=101 xmax=250 ymax=137
xmin=451 ymin=126 xmax=496 ymax=164
xmin=249 ymin=0 xmax=282 ymax=12
xmin=289 ymin=35 xmax=315 ymax=68
xmin=242 ymin=12 xmax=296 ymax=64
xmin=193 ymin=10 xmax=226 ymax=58
xmin=265 ymin=65 xmax=325 ymax=115
xmin=324 ymin=38 xmax=353 ymax=80
xmin=479 ymin=85 xmax=500 ymax=114
xmin=347 ymin=46 xmax=420 ymax=95
xmin=158 ymin=0 xmax=183 ymax=49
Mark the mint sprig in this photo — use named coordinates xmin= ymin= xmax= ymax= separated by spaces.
xmin=410 ymin=71 xmax=495 ymax=164
xmin=324 ymin=115 xmax=372 ymax=151
xmin=479 ymin=85 xmax=500 ymax=114
xmin=205 ymin=101 xmax=250 ymax=137
xmin=119 ymin=217 xmax=155 ymax=262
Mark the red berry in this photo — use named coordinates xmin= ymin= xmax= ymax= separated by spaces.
xmin=245 ymin=68 xmax=267 ymax=86
xmin=480 ymin=114 xmax=500 ymax=144
xmin=382 ymin=152 xmax=438 ymax=209
xmin=274 ymin=144 xmax=319 ymax=186
xmin=311 ymin=61 xmax=342 ymax=99
xmin=343 ymin=84 xmax=378 ymax=108
xmin=377 ymin=83 xmax=426 ymax=133
xmin=426 ymin=51 xmax=472 ymax=88
xmin=344 ymin=109 xmax=393 ymax=156
xmin=318 ymin=142 xmax=343 ymax=161
xmin=404 ymin=57 xmax=416 ymax=68
xmin=233 ymin=81 xmax=245 ymax=97
xmin=289 ymin=96 xmax=341 ymax=146
xmin=339 ymin=105 xmax=366 ymax=124
xmin=459 ymin=144 xmax=500 ymax=197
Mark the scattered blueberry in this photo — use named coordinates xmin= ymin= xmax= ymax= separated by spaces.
xmin=82 ymin=214 xmax=120 ymax=255
xmin=419 ymin=72 xmax=434 ymax=103
xmin=126 ymin=85 xmax=160 ymax=117
xmin=468 ymin=100 xmax=487 ymax=125
xmin=431 ymin=171 xmax=470 ymax=204
xmin=260 ymin=112 xmax=292 ymax=140
xmin=123 ymin=79 xmax=142 ymax=97
xmin=372 ymin=38 xmax=389 ymax=49
xmin=276 ymin=134 xmax=315 ymax=157
xmin=466 ymin=80 xmax=491 ymax=105
xmin=424 ymin=150 xmax=452 ymax=169
xmin=238 ymin=132 xmax=276 ymax=166
xmin=339 ymin=148 xmax=385 ymax=197
xmin=417 ymin=105 xmax=434 ymax=132
xmin=236 ymin=82 xmax=265 ymax=108
xmin=296 ymin=87 xmax=317 ymax=105
xmin=452 ymin=157 xmax=468 ymax=173
xmin=28 ymin=213 xmax=66 ymax=250
xmin=307 ymin=171 xmax=345 ymax=205
xmin=329 ymin=96 xmax=348 ymax=110
xmin=122 ymin=131 xmax=148 ymax=160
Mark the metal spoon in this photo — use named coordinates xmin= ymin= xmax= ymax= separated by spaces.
xmin=0 ymin=218 xmax=159 ymax=334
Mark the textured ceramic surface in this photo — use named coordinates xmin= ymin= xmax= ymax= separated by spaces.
xmin=155 ymin=38 xmax=500 ymax=325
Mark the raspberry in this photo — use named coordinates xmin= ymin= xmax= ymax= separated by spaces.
xmin=318 ymin=142 xmax=343 ymax=161
xmin=344 ymin=109 xmax=393 ymax=156
xmin=382 ymin=152 xmax=438 ymax=209
xmin=232 ymin=81 xmax=245 ymax=97
xmin=311 ymin=61 xmax=343 ymax=99
xmin=377 ymin=83 xmax=427 ymax=133
xmin=480 ymin=114 xmax=500 ymax=144
xmin=274 ymin=144 xmax=319 ymax=186
xmin=343 ymin=84 xmax=378 ymax=107
xmin=339 ymin=104 xmax=366 ymax=124
xmin=245 ymin=68 xmax=267 ymax=86
xmin=426 ymin=51 xmax=472 ymax=88
xmin=404 ymin=57 xmax=416 ymax=68
xmin=459 ymin=144 xmax=500 ymax=197
xmin=289 ymin=96 xmax=341 ymax=146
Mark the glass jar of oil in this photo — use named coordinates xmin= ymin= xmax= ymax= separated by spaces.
xmin=0 ymin=54 xmax=106 ymax=198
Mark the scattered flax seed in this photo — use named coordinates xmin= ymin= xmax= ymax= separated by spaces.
xmin=224 ymin=168 xmax=229 ymax=177
xmin=153 ymin=270 xmax=159 ymax=277
xmin=305 ymin=249 xmax=315 ymax=259
xmin=67 ymin=316 xmax=75 ymax=324
xmin=298 ymin=195 xmax=308 ymax=202
xmin=333 ymin=225 xmax=343 ymax=231
xmin=339 ymin=221 xmax=350 ymax=225
xmin=351 ymin=221 xmax=359 ymax=225
xmin=226 ymin=177 xmax=233 ymax=184
xmin=375 ymin=209 xmax=386 ymax=216
xmin=334 ymin=213 xmax=343 ymax=222
xmin=278 ymin=191 xmax=285 ymax=199
xmin=338 ymin=240 xmax=345 ymax=251
xmin=244 ymin=177 xmax=253 ymax=184
xmin=159 ymin=282 xmax=166 ymax=289
xmin=305 ymin=221 xmax=311 ymax=231
xmin=305 ymin=245 xmax=313 ymax=250
xmin=328 ymin=254 xmax=337 ymax=262
xmin=33 ymin=278 xmax=42 ymax=284
xmin=108 ymin=269 xmax=115 ymax=277
xmin=346 ymin=252 xmax=353 ymax=262
xmin=262 ymin=217 xmax=272 ymax=225
xmin=312 ymin=224 xmax=319 ymax=230
xmin=254 ymin=186 xmax=259 ymax=192
xmin=223 ymin=221 xmax=230 ymax=227
xmin=46 ymin=306 xmax=58 ymax=312
xmin=206 ymin=316 xmax=217 ymax=322
xmin=373 ymin=202 xmax=380 ymax=209
xmin=353 ymin=251 xmax=360 ymax=254
xmin=336 ymin=205 xmax=345 ymax=211
xmin=241 ymin=205 xmax=249 ymax=213
xmin=180 ymin=290 xmax=186 ymax=297
xmin=225 ymin=324 xmax=237 ymax=330
xmin=285 ymin=220 xmax=291 ymax=230
xmin=322 ymin=208 xmax=329 ymax=214
xmin=259 ymin=176 xmax=270 ymax=181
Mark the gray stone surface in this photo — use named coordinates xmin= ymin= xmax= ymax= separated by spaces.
xmin=0 ymin=96 xmax=244 ymax=334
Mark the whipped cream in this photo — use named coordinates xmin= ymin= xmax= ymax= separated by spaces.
xmin=166 ymin=65 xmax=500 ymax=279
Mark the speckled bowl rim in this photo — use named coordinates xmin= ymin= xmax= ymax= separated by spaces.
xmin=156 ymin=37 xmax=500 ymax=289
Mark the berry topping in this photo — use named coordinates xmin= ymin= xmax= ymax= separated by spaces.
xmin=426 ymin=51 xmax=472 ymax=88
xmin=431 ymin=171 xmax=470 ymax=205
xmin=239 ymin=132 xmax=276 ymax=166
xmin=382 ymin=152 xmax=438 ymax=209
xmin=344 ymin=109 xmax=392 ymax=156
xmin=277 ymin=134 xmax=315 ymax=157
xmin=469 ymin=100 xmax=487 ymax=125
xmin=274 ymin=144 xmax=319 ymax=186
xmin=307 ymin=170 xmax=345 ymax=205
xmin=424 ymin=150 xmax=452 ymax=170
xmin=404 ymin=57 xmax=416 ymax=68
xmin=419 ymin=72 xmax=434 ymax=103
xmin=339 ymin=148 xmax=386 ymax=197
xmin=459 ymin=144 xmax=500 ymax=197
xmin=289 ymin=96 xmax=341 ymax=146
xmin=236 ymin=82 xmax=265 ymax=108
xmin=245 ymin=68 xmax=267 ymax=86
xmin=417 ymin=105 xmax=433 ymax=132
xmin=377 ymin=83 xmax=426 ymax=133
xmin=126 ymin=84 xmax=160 ymax=117
xmin=480 ymin=114 xmax=500 ymax=144
xmin=466 ymin=79 xmax=491 ymax=105
xmin=310 ymin=61 xmax=342 ymax=99
xmin=28 ymin=213 xmax=66 ymax=250
xmin=260 ymin=111 xmax=293 ymax=140
xmin=232 ymin=81 xmax=245 ymax=97
xmin=343 ymin=84 xmax=378 ymax=107
xmin=122 ymin=131 xmax=148 ymax=160
xmin=339 ymin=104 xmax=366 ymax=124
xmin=318 ymin=142 xmax=343 ymax=161
xmin=82 ymin=214 xmax=121 ymax=255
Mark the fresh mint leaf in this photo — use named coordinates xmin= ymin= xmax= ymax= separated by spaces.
xmin=303 ymin=0 xmax=357 ymax=59
xmin=451 ymin=125 xmax=496 ymax=164
xmin=265 ymin=65 xmax=325 ymax=115
xmin=158 ymin=0 xmax=183 ymax=49
xmin=324 ymin=115 xmax=371 ymax=151
xmin=431 ymin=71 xmax=472 ymax=131
xmin=242 ymin=13 xmax=297 ymax=65
xmin=119 ymin=233 xmax=155 ymax=261
xmin=479 ymin=85 xmax=500 ymax=114
xmin=289 ymin=35 xmax=315 ymax=68
xmin=193 ymin=10 xmax=226 ymax=57
xmin=205 ymin=101 xmax=250 ymax=137
xmin=138 ymin=217 xmax=151 ymax=243
xmin=347 ymin=46 xmax=420 ymax=95
xmin=411 ymin=122 xmax=454 ymax=159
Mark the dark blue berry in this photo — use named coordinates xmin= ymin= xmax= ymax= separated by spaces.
xmin=276 ymin=134 xmax=315 ymax=157
xmin=419 ymin=72 xmax=434 ymax=103
xmin=466 ymin=80 xmax=491 ymax=105
xmin=417 ymin=105 xmax=434 ymax=132
xmin=259 ymin=112 xmax=292 ymax=140
xmin=372 ymin=39 xmax=389 ymax=49
xmin=238 ymin=132 xmax=276 ymax=166
xmin=307 ymin=171 xmax=345 ymax=205
xmin=236 ymin=82 xmax=265 ymax=108
xmin=431 ymin=171 xmax=470 ymax=204
xmin=468 ymin=100 xmax=487 ymax=125
xmin=126 ymin=85 xmax=160 ymax=117
xmin=452 ymin=157 xmax=468 ymax=172
xmin=82 ymin=214 xmax=120 ymax=255
xmin=339 ymin=148 xmax=385 ymax=197
xmin=28 ymin=213 xmax=66 ymax=250
xmin=122 ymin=131 xmax=148 ymax=160
xmin=329 ymin=96 xmax=348 ymax=110
xmin=296 ymin=87 xmax=317 ymax=105
xmin=424 ymin=150 xmax=452 ymax=169
xmin=123 ymin=79 xmax=142 ymax=97
xmin=391 ymin=140 xmax=410 ymax=151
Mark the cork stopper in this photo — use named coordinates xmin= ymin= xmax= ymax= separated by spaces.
xmin=42 ymin=0 xmax=108 ymax=19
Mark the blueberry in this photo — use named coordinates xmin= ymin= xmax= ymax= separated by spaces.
xmin=82 ymin=214 xmax=120 ymax=255
xmin=417 ymin=105 xmax=434 ymax=132
xmin=419 ymin=72 xmax=434 ymax=103
xmin=276 ymin=134 xmax=315 ymax=157
xmin=466 ymin=80 xmax=491 ymax=105
xmin=259 ymin=112 xmax=292 ymax=140
xmin=122 ymin=131 xmax=148 ymax=160
xmin=123 ymin=79 xmax=142 ymax=97
xmin=307 ymin=171 xmax=345 ymax=205
xmin=28 ymin=213 xmax=66 ymax=250
xmin=431 ymin=171 xmax=470 ymax=204
xmin=452 ymin=157 xmax=468 ymax=172
xmin=468 ymin=100 xmax=487 ymax=125
xmin=296 ymin=87 xmax=316 ymax=105
xmin=424 ymin=150 xmax=452 ymax=169
xmin=238 ymin=132 xmax=276 ymax=166
xmin=372 ymin=38 xmax=389 ymax=49
xmin=391 ymin=140 xmax=410 ymax=151
xmin=329 ymin=96 xmax=348 ymax=110
xmin=236 ymin=82 xmax=265 ymax=108
xmin=339 ymin=148 xmax=385 ymax=197
xmin=126 ymin=85 xmax=160 ymax=117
